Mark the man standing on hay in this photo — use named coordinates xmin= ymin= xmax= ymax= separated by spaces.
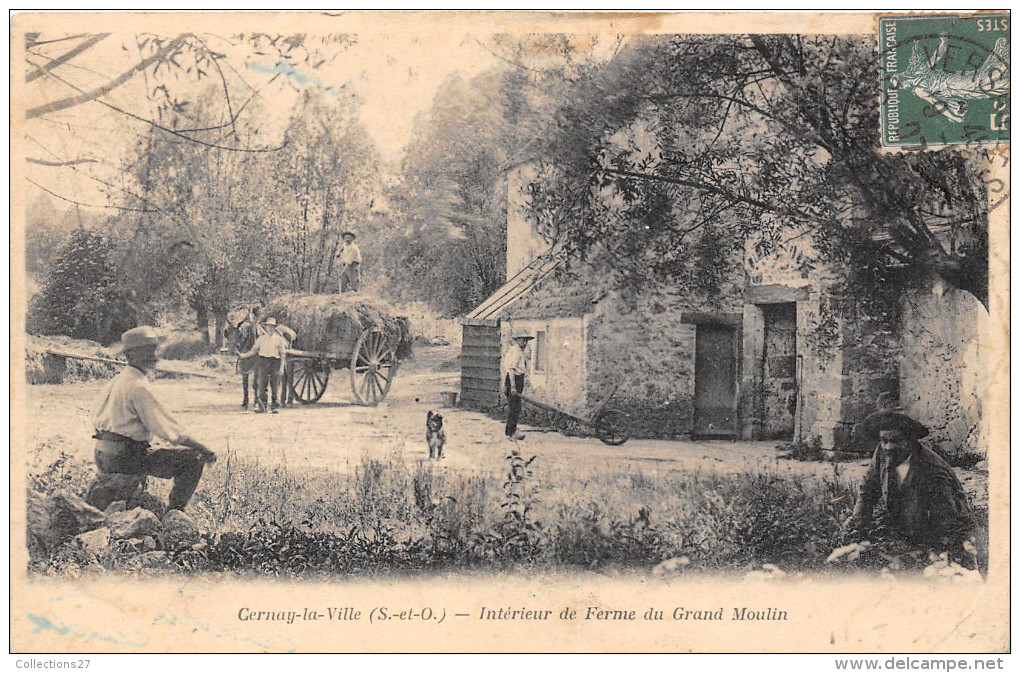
xmin=337 ymin=230 xmax=362 ymax=293
xmin=502 ymin=330 xmax=533 ymax=441
xmin=842 ymin=394 xmax=976 ymax=557
xmin=89 ymin=326 xmax=217 ymax=512
xmin=238 ymin=317 xmax=289 ymax=413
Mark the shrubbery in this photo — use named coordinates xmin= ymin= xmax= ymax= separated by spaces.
xmin=159 ymin=331 xmax=218 ymax=361
xmin=27 ymin=446 xmax=944 ymax=578
xmin=26 ymin=230 xmax=138 ymax=346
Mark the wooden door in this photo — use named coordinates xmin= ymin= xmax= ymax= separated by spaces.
xmin=460 ymin=324 xmax=502 ymax=409
xmin=694 ymin=324 xmax=738 ymax=436
xmin=761 ymin=303 xmax=798 ymax=439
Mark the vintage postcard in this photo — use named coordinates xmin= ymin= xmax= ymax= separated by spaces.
xmin=10 ymin=11 xmax=1010 ymax=654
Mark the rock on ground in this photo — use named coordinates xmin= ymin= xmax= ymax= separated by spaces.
xmin=74 ymin=527 xmax=111 ymax=555
xmin=28 ymin=490 xmax=107 ymax=557
xmin=161 ymin=510 xmax=200 ymax=550
xmin=104 ymin=500 xmax=128 ymax=516
xmin=136 ymin=551 xmax=169 ymax=568
xmin=107 ymin=508 xmax=161 ymax=540
xmin=129 ymin=492 xmax=167 ymax=519
xmin=86 ymin=473 xmax=145 ymax=511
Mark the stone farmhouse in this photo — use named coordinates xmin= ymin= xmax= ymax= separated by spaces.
xmin=460 ymin=167 xmax=987 ymax=456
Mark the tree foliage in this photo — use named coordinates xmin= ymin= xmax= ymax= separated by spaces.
xmin=95 ymin=84 xmax=381 ymax=341
xmin=382 ymin=69 xmax=557 ymax=316
xmin=264 ymin=89 xmax=380 ymax=294
xmin=529 ymin=35 xmax=992 ymax=309
xmin=27 ymin=229 xmax=140 ymax=344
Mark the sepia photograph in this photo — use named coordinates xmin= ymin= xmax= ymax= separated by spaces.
xmin=9 ymin=10 xmax=1010 ymax=656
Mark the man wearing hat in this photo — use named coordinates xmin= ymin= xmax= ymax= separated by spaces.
xmin=238 ymin=317 xmax=289 ymax=413
xmin=91 ymin=326 xmax=217 ymax=512
xmin=502 ymin=330 xmax=533 ymax=441
xmin=844 ymin=394 xmax=975 ymax=549
xmin=337 ymin=230 xmax=362 ymax=293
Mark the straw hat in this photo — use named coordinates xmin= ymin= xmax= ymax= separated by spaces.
xmin=111 ymin=326 xmax=164 ymax=355
xmin=511 ymin=329 xmax=534 ymax=341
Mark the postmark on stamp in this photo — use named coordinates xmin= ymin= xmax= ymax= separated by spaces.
xmin=878 ymin=13 xmax=1010 ymax=149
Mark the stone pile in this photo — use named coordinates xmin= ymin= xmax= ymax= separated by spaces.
xmin=27 ymin=489 xmax=202 ymax=567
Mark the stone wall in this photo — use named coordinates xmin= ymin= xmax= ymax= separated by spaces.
xmin=586 ymin=280 xmax=744 ymax=439
xmin=898 ymin=278 xmax=988 ymax=457
xmin=504 ymin=316 xmax=588 ymax=415
xmin=830 ymin=290 xmax=902 ymax=451
xmin=741 ymin=236 xmax=846 ymax=445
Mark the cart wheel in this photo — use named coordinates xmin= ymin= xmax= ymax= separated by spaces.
xmin=350 ymin=328 xmax=397 ymax=406
xmin=594 ymin=408 xmax=630 ymax=446
xmin=290 ymin=358 xmax=330 ymax=404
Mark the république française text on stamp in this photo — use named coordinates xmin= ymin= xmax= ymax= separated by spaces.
xmin=879 ymin=13 xmax=1010 ymax=149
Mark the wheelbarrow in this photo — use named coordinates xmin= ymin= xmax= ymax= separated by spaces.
xmin=517 ymin=387 xmax=630 ymax=446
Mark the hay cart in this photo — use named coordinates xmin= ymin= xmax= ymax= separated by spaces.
xmin=285 ymin=326 xmax=401 ymax=406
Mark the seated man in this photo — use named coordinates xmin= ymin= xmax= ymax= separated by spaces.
xmin=90 ymin=326 xmax=217 ymax=512
xmin=844 ymin=403 xmax=975 ymax=553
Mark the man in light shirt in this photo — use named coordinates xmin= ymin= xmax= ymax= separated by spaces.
xmin=502 ymin=331 xmax=533 ymax=441
xmin=272 ymin=321 xmax=298 ymax=406
xmin=844 ymin=398 xmax=975 ymax=551
xmin=90 ymin=326 xmax=216 ymax=512
xmin=337 ymin=230 xmax=362 ymax=293
xmin=238 ymin=317 xmax=289 ymax=413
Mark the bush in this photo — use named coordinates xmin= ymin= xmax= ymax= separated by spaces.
xmin=27 ymin=230 xmax=138 ymax=345
xmin=159 ymin=331 xmax=217 ymax=361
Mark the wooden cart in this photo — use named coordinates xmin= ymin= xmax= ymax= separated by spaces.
xmin=285 ymin=326 xmax=400 ymax=406
xmin=518 ymin=387 xmax=630 ymax=446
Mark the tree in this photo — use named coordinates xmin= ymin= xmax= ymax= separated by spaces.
xmin=103 ymin=90 xmax=285 ymax=345
xmin=264 ymin=89 xmax=381 ymax=294
xmin=529 ymin=35 xmax=993 ymax=310
xmin=24 ymin=195 xmax=87 ymax=279
xmin=22 ymin=30 xmax=346 ymax=219
xmin=382 ymin=69 xmax=555 ymax=315
xmin=27 ymin=228 xmax=138 ymax=344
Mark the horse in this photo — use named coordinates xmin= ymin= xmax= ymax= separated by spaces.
xmin=223 ymin=312 xmax=297 ymax=410
xmin=223 ymin=316 xmax=261 ymax=411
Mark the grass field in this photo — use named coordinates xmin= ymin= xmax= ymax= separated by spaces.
xmin=29 ymin=441 xmax=987 ymax=579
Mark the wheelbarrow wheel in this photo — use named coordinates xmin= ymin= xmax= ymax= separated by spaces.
xmin=594 ymin=408 xmax=630 ymax=446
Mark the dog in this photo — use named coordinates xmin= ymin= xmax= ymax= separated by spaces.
xmin=426 ymin=410 xmax=446 ymax=460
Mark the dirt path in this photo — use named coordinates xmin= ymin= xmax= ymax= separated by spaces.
xmin=22 ymin=344 xmax=986 ymax=501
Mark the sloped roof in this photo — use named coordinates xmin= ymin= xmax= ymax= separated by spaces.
xmin=462 ymin=252 xmax=564 ymax=326
xmin=505 ymin=283 xmax=594 ymax=319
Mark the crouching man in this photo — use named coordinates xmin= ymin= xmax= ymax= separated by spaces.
xmin=843 ymin=404 xmax=975 ymax=557
xmin=89 ymin=326 xmax=217 ymax=512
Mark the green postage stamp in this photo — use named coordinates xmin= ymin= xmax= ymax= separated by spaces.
xmin=878 ymin=13 xmax=1010 ymax=149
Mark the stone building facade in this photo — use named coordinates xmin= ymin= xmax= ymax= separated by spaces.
xmin=460 ymin=166 xmax=984 ymax=456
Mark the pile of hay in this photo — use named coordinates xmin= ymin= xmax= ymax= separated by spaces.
xmin=160 ymin=330 xmax=218 ymax=361
xmin=265 ymin=293 xmax=413 ymax=360
xmin=25 ymin=335 xmax=121 ymax=384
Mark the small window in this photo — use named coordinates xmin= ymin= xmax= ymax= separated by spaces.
xmin=533 ymin=330 xmax=547 ymax=372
